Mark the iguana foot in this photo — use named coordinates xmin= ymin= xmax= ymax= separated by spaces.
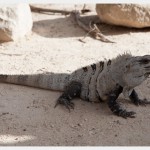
xmin=54 ymin=97 xmax=74 ymax=112
xmin=133 ymin=98 xmax=150 ymax=106
xmin=108 ymin=100 xmax=136 ymax=119
xmin=54 ymin=81 xmax=82 ymax=112
xmin=115 ymin=109 xmax=136 ymax=119
xmin=109 ymin=102 xmax=136 ymax=118
xmin=107 ymin=85 xmax=136 ymax=118
xmin=129 ymin=90 xmax=150 ymax=106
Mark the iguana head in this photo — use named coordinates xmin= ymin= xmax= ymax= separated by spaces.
xmin=123 ymin=55 xmax=150 ymax=88
xmin=110 ymin=54 xmax=150 ymax=97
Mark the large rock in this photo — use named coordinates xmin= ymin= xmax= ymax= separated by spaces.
xmin=96 ymin=4 xmax=150 ymax=28
xmin=0 ymin=4 xmax=33 ymax=42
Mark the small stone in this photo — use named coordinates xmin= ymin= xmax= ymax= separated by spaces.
xmin=77 ymin=123 xmax=82 ymax=127
xmin=2 ymin=112 xmax=9 ymax=115
xmin=117 ymin=120 xmax=120 ymax=122
xmin=114 ymin=120 xmax=121 ymax=125
xmin=89 ymin=128 xmax=96 ymax=135
xmin=23 ymin=129 xmax=26 ymax=131
xmin=70 ymin=124 xmax=76 ymax=128
xmin=91 ymin=127 xmax=95 ymax=130
xmin=78 ymin=134 xmax=83 ymax=137
xmin=50 ymin=124 xmax=54 ymax=128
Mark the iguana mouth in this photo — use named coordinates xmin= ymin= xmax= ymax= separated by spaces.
xmin=144 ymin=65 xmax=150 ymax=77
xmin=145 ymin=73 xmax=150 ymax=78
xmin=144 ymin=66 xmax=150 ymax=68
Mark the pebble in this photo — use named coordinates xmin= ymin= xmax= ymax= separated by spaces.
xmin=50 ymin=124 xmax=54 ymax=128
xmin=115 ymin=120 xmax=121 ymax=124
xmin=77 ymin=123 xmax=82 ymax=127
xmin=84 ymin=118 xmax=87 ymax=121
xmin=89 ymin=128 xmax=96 ymax=135
xmin=2 ymin=112 xmax=9 ymax=115
xmin=78 ymin=134 xmax=83 ymax=137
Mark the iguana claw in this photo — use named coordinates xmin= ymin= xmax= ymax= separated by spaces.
xmin=118 ymin=110 xmax=136 ymax=119
xmin=134 ymin=98 xmax=150 ymax=106
xmin=54 ymin=98 xmax=74 ymax=112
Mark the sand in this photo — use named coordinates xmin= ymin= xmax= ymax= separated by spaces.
xmin=0 ymin=4 xmax=149 ymax=146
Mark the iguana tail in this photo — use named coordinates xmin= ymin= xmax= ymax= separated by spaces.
xmin=0 ymin=72 xmax=70 ymax=91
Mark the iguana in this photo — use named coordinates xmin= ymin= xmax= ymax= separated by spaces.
xmin=0 ymin=53 xmax=150 ymax=118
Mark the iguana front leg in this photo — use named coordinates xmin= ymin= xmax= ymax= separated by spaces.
xmin=54 ymin=81 xmax=82 ymax=112
xmin=107 ymin=85 xmax=136 ymax=118
xmin=129 ymin=89 xmax=150 ymax=106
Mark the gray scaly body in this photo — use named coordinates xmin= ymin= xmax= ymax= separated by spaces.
xmin=0 ymin=53 xmax=150 ymax=118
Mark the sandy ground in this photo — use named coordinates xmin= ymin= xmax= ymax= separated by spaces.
xmin=0 ymin=4 xmax=150 ymax=146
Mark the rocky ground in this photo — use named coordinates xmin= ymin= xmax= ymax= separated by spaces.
xmin=0 ymin=4 xmax=150 ymax=146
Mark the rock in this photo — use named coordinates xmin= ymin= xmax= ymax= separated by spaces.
xmin=84 ymin=118 xmax=87 ymax=121
xmin=23 ymin=129 xmax=27 ymax=131
xmin=0 ymin=3 xmax=33 ymax=42
xmin=78 ymin=134 xmax=83 ymax=137
xmin=88 ymin=128 xmax=96 ymax=135
xmin=77 ymin=123 xmax=83 ymax=127
xmin=96 ymin=4 xmax=150 ymax=28
xmin=50 ymin=124 xmax=54 ymax=128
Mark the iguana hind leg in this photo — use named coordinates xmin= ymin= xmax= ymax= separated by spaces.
xmin=129 ymin=89 xmax=150 ymax=106
xmin=107 ymin=85 xmax=136 ymax=118
xmin=54 ymin=81 xmax=82 ymax=112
